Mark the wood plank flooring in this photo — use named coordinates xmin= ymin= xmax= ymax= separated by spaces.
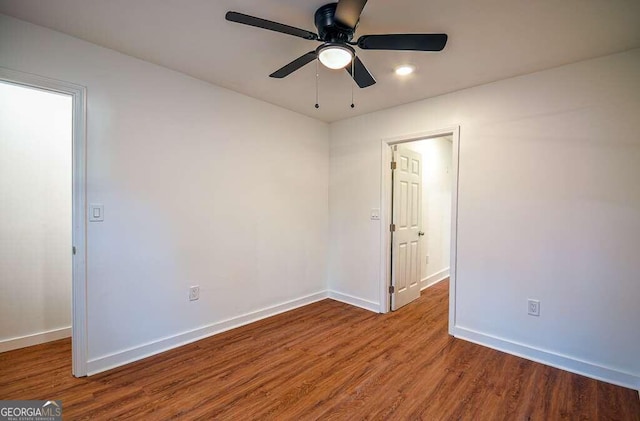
xmin=1 ymin=280 xmax=638 ymax=420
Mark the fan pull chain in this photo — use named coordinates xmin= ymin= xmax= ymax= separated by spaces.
xmin=315 ymin=59 xmax=320 ymax=109
xmin=351 ymin=57 xmax=355 ymax=109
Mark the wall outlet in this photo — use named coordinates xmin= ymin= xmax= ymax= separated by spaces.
xmin=527 ymin=299 xmax=540 ymax=316
xmin=189 ymin=286 xmax=200 ymax=301
xmin=426 ymin=255 xmax=430 ymax=264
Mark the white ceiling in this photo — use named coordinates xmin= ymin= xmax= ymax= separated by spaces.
xmin=1 ymin=0 xmax=639 ymax=122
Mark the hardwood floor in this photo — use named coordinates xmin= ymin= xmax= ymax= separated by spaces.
xmin=1 ymin=280 xmax=638 ymax=420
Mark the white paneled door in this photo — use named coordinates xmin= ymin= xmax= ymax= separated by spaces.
xmin=391 ymin=145 xmax=422 ymax=311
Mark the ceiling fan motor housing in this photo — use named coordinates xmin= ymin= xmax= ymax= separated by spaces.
xmin=314 ymin=3 xmax=354 ymax=43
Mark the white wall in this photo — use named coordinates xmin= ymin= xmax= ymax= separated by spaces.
xmin=0 ymin=82 xmax=72 ymax=350
xmin=329 ymin=49 xmax=640 ymax=388
xmin=0 ymin=14 xmax=329 ymax=371
xmin=404 ymin=137 xmax=452 ymax=287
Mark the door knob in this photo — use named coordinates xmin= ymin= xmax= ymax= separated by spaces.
xmin=418 ymin=231 xmax=425 ymax=236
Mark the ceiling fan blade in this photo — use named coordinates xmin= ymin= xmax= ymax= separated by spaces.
xmin=270 ymin=51 xmax=318 ymax=78
xmin=346 ymin=56 xmax=376 ymax=88
xmin=335 ymin=0 xmax=368 ymax=29
xmin=226 ymin=11 xmax=318 ymax=40
xmin=357 ymin=34 xmax=448 ymax=51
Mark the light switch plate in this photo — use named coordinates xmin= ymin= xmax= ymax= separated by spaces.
xmin=89 ymin=204 xmax=104 ymax=222
xmin=370 ymin=208 xmax=380 ymax=220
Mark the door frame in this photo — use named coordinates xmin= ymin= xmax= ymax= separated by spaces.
xmin=379 ymin=126 xmax=460 ymax=333
xmin=0 ymin=67 xmax=88 ymax=376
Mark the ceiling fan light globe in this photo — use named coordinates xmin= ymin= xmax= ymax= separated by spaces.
xmin=318 ymin=45 xmax=353 ymax=70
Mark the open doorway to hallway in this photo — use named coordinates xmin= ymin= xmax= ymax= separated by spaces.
xmin=390 ymin=136 xmax=453 ymax=310
xmin=0 ymin=67 xmax=87 ymax=376
xmin=0 ymin=80 xmax=73 ymax=351
xmin=380 ymin=127 xmax=459 ymax=326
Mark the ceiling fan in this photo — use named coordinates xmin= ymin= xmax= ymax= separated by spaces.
xmin=225 ymin=0 xmax=448 ymax=88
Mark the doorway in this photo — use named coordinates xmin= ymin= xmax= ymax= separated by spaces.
xmin=0 ymin=67 xmax=87 ymax=376
xmin=379 ymin=128 xmax=459 ymax=331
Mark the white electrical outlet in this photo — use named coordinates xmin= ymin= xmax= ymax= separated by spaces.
xmin=527 ymin=299 xmax=540 ymax=316
xmin=189 ymin=286 xmax=200 ymax=301
xmin=426 ymin=255 xmax=430 ymax=264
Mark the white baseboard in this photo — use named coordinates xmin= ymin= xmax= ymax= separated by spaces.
xmin=327 ymin=290 xmax=380 ymax=313
xmin=87 ymin=291 xmax=328 ymax=375
xmin=0 ymin=327 xmax=71 ymax=353
xmin=452 ymin=325 xmax=640 ymax=391
xmin=420 ymin=268 xmax=450 ymax=291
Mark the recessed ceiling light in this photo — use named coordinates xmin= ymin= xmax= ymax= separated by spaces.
xmin=395 ymin=65 xmax=415 ymax=76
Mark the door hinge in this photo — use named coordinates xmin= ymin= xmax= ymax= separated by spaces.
xmin=389 ymin=285 xmax=395 ymax=294
xmin=391 ymin=161 xmax=397 ymax=170
xmin=72 ymin=246 xmax=76 ymax=255
xmin=390 ymin=224 xmax=396 ymax=232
